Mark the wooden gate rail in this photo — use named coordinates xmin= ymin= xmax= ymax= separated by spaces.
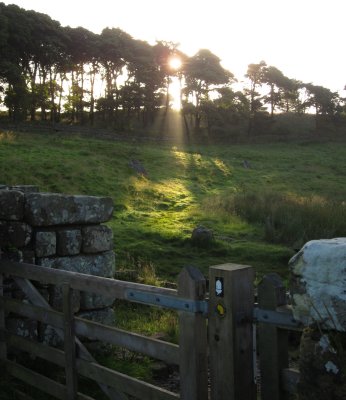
xmin=0 ymin=260 xmax=178 ymax=301
xmin=0 ymin=296 xmax=179 ymax=365
xmin=6 ymin=360 xmax=95 ymax=400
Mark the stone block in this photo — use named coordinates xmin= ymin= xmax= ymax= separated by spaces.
xmin=56 ymin=229 xmax=82 ymax=256
xmin=82 ymin=225 xmax=113 ymax=253
xmin=49 ymin=285 xmax=80 ymax=313
xmin=38 ymin=251 xmax=115 ymax=278
xmin=22 ymin=250 xmax=35 ymax=264
xmin=35 ymin=231 xmax=56 ymax=257
xmin=24 ymin=193 xmax=114 ymax=226
xmin=40 ymin=324 xmax=63 ymax=348
xmin=0 ymin=221 xmax=32 ymax=247
xmin=1 ymin=249 xmax=23 ymax=262
xmin=77 ymin=307 xmax=115 ymax=327
xmin=289 ymin=238 xmax=346 ymax=331
xmin=7 ymin=317 xmax=37 ymax=340
xmin=80 ymin=292 xmax=115 ymax=310
xmin=0 ymin=190 xmax=24 ymax=220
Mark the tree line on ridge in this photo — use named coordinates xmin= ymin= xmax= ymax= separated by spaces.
xmin=0 ymin=3 xmax=345 ymax=136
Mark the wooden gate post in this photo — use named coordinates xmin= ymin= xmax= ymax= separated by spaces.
xmin=178 ymin=266 xmax=208 ymax=400
xmin=209 ymin=263 xmax=256 ymax=400
xmin=258 ymin=273 xmax=289 ymax=400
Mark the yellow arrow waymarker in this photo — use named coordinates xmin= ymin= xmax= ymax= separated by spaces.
xmin=216 ymin=303 xmax=226 ymax=317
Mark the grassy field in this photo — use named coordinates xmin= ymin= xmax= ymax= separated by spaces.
xmin=1 ymin=129 xmax=345 ymax=282
xmin=1 ymin=129 xmax=346 ymax=398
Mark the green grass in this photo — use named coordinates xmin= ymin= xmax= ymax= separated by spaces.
xmin=1 ymin=128 xmax=346 ymax=398
xmin=206 ymin=190 xmax=346 ymax=249
xmin=1 ymin=130 xmax=346 ymax=281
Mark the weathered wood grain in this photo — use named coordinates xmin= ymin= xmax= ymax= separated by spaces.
xmin=258 ymin=273 xmax=289 ymax=400
xmin=209 ymin=263 xmax=256 ymax=400
xmin=0 ymin=261 xmax=176 ymax=300
xmin=6 ymin=360 xmax=94 ymax=400
xmin=178 ymin=266 xmax=208 ymax=400
xmin=1 ymin=296 xmax=178 ymax=365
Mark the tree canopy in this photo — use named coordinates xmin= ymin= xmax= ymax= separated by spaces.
xmin=0 ymin=2 xmax=344 ymax=136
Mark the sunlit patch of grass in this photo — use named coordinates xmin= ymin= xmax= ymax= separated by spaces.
xmin=212 ymin=157 xmax=232 ymax=176
xmin=115 ymin=301 xmax=179 ymax=344
xmin=171 ymin=147 xmax=202 ymax=169
xmin=0 ymin=130 xmax=16 ymax=143
xmin=116 ymin=253 xmax=162 ymax=286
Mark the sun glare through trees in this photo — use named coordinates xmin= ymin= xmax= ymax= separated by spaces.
xmin=169 ymin=57 xmax=182 ymax=71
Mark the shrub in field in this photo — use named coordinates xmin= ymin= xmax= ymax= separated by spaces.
xmin=214 ymin=191 xmax=346 ymax=247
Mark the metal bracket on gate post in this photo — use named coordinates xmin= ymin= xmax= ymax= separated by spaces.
xmin=125 ymin=290 xmax=209 ymax=315
xmin=253 ymin=307 xmax=301 ymax=329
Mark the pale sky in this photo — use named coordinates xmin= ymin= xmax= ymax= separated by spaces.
xmin=3 ymin=0 xmax=346 ymax=93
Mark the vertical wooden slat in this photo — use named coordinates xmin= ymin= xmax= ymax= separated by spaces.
xmin=258 ymin=273 xmax=289 ymax=400
xmin=178 ymin=266 xmax=208 ymax=400
xmin=63 ymin=283 xmax=78 ymax=399
xmin=0 ymin=272 xmax=6 ymax=361
xmin=209 ymin=263 xmax=256 ymax=400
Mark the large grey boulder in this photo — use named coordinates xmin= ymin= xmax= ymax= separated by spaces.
xmin=289 ymin=238 xmax=346 ymax=331
xmin=24 ymin=193 xmax=114 ymax=226
xmin=0 ymin=190 xmax=24 ymax=220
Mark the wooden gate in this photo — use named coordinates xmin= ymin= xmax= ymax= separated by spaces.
xmin=0 ymin=261 xmax=301 ymax=399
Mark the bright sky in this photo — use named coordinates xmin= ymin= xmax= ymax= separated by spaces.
xmin=3 ymin=0 xmax=346 ymax=94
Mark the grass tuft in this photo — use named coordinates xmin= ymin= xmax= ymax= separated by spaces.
xmin=211 ymin=190 xmax=346 ymax=248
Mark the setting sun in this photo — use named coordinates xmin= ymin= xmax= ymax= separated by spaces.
xmin=169 ymin=57 xmax=182 ymax=71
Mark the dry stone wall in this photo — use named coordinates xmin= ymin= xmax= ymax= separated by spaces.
xmin=0 ymin=185 xmax=115 ymax=343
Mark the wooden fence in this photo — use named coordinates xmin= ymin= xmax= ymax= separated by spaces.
xmin=0 ymin=261 xmax=301 ymax=400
